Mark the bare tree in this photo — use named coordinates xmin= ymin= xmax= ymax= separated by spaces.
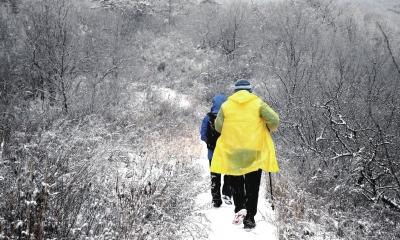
xmin=23 ymin=0 xmax=80 ymax=113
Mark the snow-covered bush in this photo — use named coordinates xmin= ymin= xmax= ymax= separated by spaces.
xmin=254 ymin=1 xmax=400 ymax=239
xmin=0 ymin=2 xmax=203 ymax=238
xmin=0 ymin=101 xmax=201 ymax=239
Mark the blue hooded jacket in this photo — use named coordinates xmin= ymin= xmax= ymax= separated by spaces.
xmin=200 ymin=94 xmax=227 ymax=160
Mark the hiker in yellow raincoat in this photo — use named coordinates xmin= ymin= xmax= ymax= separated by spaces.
xmin=211 ymin=79 xmax=280 ymax=229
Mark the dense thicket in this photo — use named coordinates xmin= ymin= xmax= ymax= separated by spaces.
xmin=0 ymin=0 xmax=203 ymax=239
xmin=1 ymin=0 xmax=399 ymax=239
xmin=253 ymin=2 xmax=400 ymax=239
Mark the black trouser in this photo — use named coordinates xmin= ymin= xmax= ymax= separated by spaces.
xmin=209 ymin=160 xmax=232 ymax=203
xmin=231 ymin=169 xmax=262 ymax=218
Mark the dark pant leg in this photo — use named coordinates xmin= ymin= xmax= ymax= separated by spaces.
xmin=222 ymin=175 xmax=232 ymax=197
xmin=210 ymin=172 xmax=222 ymax=203
xmin=244 ymin=169 xmax=262 ymax=218
xmin=230 ymin=175 xmax=245 ymax=213
xmin=208 ymin=159 xmax=221 ymax=203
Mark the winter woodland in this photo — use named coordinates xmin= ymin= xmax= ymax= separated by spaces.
xmin=1 ymin=0 xmax=400 ymax=239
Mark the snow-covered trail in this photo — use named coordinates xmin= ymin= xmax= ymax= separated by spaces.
xmin=150 ymin=85 xmax=279 ymax=239
xmin=194 ymin=147 xmax=278 ymax=240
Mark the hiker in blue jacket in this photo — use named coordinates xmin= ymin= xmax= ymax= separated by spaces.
xmin=200 ymin=94 xmax=232 ymax=207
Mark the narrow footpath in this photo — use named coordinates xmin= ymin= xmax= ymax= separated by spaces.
xmin=195 ymin=147 xmax=278 ymax=240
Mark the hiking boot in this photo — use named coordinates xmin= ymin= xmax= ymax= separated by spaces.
xmin=212 ymin=200 xmax=222 ymax=208
xmin=232 ymin=209 xmax=247 ymax=225
xmin=243 ymin=216 xmax=256 ymax=229
xmin=222 ymin=195 xmax=232 ymax=205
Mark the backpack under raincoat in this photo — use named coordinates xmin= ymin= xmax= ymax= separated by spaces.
xmin=210 ymin=91 xmax=279 ymax=176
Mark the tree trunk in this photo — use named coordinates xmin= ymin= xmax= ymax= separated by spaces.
xmin=61 ymin=78 xmax=68 ymax=114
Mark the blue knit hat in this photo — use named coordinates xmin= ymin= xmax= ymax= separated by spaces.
xmin=234 ymin=79 xmax=252 ymax=92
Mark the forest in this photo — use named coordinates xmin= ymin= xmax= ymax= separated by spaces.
xmin=1 ymin=0 xmax=399 ymax=239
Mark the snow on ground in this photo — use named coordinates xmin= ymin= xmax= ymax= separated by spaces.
xmin=152 ymin=86 xmax=191 ymax=109
xmin=194 ymin=146 xmax=278 ymax=240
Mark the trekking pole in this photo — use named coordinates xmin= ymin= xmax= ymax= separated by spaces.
xmin=269 ymin=172 xmax=275 ymax=210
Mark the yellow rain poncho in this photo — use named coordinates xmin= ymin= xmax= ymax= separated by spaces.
xmin=210 ymin=90 xmax=280 ymax=176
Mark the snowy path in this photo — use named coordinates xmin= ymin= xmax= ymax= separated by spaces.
xmin=195 ymin=147 xmax=278 ymax=240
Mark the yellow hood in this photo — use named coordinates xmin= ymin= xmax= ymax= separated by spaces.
xmin=228 ymin=90 xmax=258 ymax=104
